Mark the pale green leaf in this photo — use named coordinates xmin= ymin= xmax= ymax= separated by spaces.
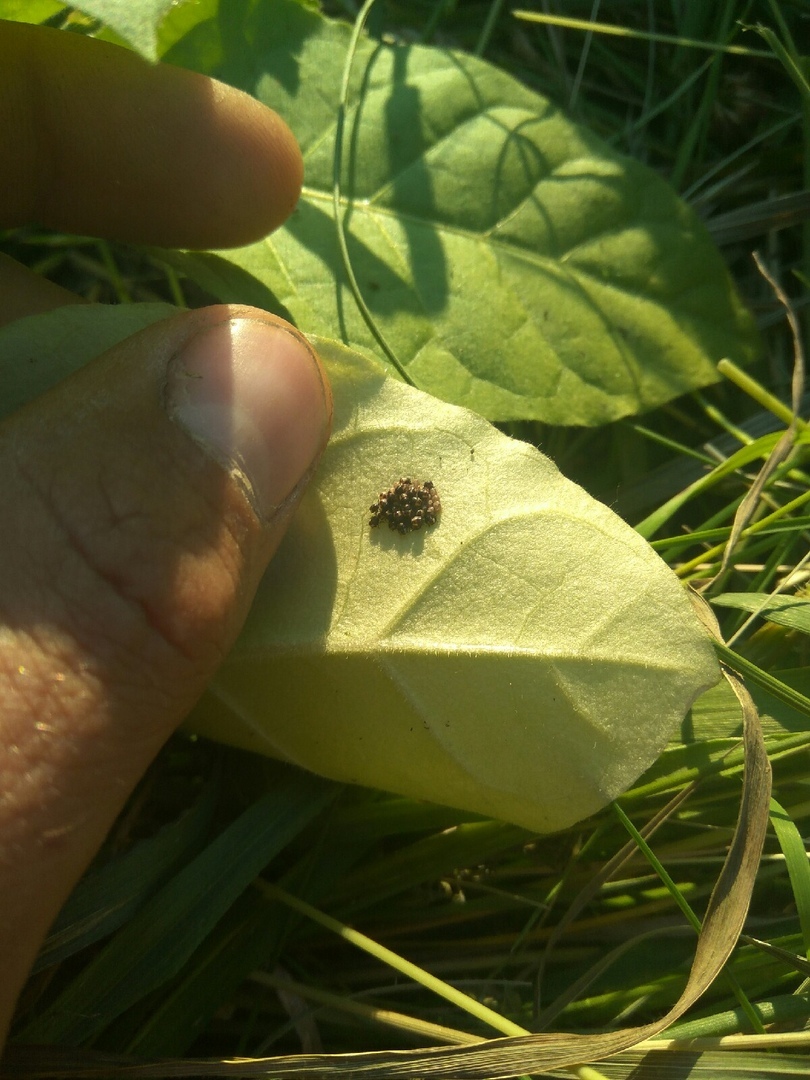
xmin=0 ymin=302 xmax=175 ymax=417
xmin=190 ymin=336 xmax=720 ymax=834
xmin=166 ymin=0 xmax=759 ymax=424
xmin=0 ymin=305 xmax=719 ymax=835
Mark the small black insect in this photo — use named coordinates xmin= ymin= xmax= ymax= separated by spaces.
xmin=369 ymin=477 xmax=441 ymax=534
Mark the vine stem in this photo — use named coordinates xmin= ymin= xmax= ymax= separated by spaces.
xmin=333 ymin=0 xmax=416 ymax=386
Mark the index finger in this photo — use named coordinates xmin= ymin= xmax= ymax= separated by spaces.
xmin=0 ymin=20 xmax=303 ymax=249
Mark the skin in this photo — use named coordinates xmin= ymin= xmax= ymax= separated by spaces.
xmin=0 ymin=20 xmax=328 ymax=1044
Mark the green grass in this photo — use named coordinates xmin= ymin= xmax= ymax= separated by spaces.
xmin=3 ymin=1 xmax=810 ymax=1078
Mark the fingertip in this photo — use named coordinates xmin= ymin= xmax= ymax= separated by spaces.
xmin=167 ymin=311 xmax=331 ymax=521
xmin=0 ymin=22 xmax=304 ymax=248
xmin=228 ymin=91 xmax=304 ymax=242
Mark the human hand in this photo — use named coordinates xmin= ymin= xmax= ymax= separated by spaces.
xmin=0 ymin=19 xmax=331 ymax=1043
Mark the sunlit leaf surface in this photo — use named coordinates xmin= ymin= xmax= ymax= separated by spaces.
xmin=72 ymin=0 xmax=175 ymax=59
xmin=166 ymin=0 xmax=760 ymax=424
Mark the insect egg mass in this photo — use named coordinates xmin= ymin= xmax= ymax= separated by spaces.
xmin=369 ymin=478 xmax=441 ymax=534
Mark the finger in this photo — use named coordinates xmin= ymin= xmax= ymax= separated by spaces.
xmin=0 ymin=254 xmax=85 ymax=327
xmin=0 ymin=21 xmax=303 ymax=248
xmin=0 ymin=307 xmax=331 ymax=1039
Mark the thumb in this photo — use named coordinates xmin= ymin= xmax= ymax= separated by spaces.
xmin=0 ymin=305 xmax=331 ymax=1035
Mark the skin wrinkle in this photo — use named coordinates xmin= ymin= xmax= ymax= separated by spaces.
xmin=9 ymin=447 xmax=184 ymax=669
xmin=12 ymin=362 xmax=261 ymax=673
xmin=0 ymin=597 xmax=177 ymax=760
xmin=90 ymin=448 xmax=254 ymax=668
xmin=0 ymin=465 xmax=228 ymax=859
xmin=0 ymin=311 xmax=316 ymax=892
xmin=0 ymin=464 xmax=230 ymax=872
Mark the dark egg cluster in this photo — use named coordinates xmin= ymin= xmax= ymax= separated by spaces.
xmin=369 ymin=478 xmax=441 ymax=534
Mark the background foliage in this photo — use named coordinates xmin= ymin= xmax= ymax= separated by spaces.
xmin=2 ymin=1 xmax=810 ymax=1078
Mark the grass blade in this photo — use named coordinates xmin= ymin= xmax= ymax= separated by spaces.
xmin=19 ymin=774 xmax=336 ymax=1044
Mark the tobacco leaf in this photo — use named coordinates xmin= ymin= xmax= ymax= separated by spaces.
xmin=161 ymin=0 xmax=760 ymax=424
xmin=190 ymin=335 xmax=720 ymax=833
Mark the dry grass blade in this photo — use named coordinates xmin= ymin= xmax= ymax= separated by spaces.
xmin=0 ymin=619 xmax=773 ymax=1079
xmin=534 ymin=783 xmax=697 ymax=1027
xmin=714 ymin=254 xmax=806 ymax=582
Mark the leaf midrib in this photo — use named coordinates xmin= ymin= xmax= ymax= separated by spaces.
xmin=293 ymin=185 xmax=701 ymax=317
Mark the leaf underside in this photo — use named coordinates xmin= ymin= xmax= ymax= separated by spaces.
xmin=191 ymin=336 xmax=721 ymax=833
xmin=0 ymin=307 xmax=720 ymax=833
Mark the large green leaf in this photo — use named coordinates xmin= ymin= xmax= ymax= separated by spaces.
xmin=0 ymin=305 xmax=719 ymax=834
xmin=165 ymin=0 xmax=759 ymax=424
xmin=70 ymin=0 xmax=176 ymax=60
